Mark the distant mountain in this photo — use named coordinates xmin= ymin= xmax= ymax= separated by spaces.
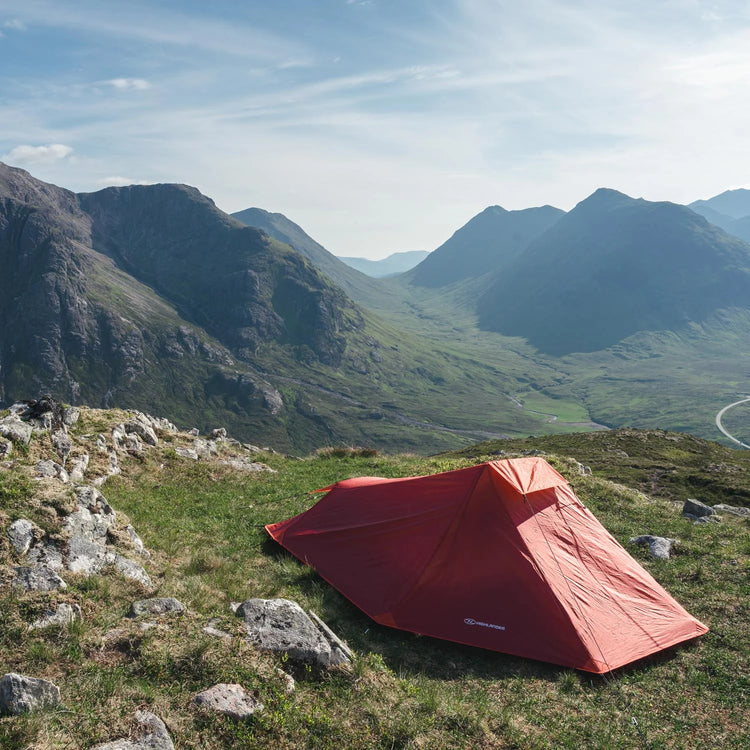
xmin=231 ymin=207 xmax=388 ymax=307
xmin=690 ymin=188 xmax=750 ymax=219
xmin=338 ymin=250 xmax=430 ymax=278
xmin=406 ymin=204 xmax=564 ymax=288
xmin=478 ymin=188 xmax=750 ymax=355
xmin=688 ymin=190 xmax=750 ymax=244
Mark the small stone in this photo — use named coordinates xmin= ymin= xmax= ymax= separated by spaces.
xmin=192 ymin=683 xmax=263 ymax=720
xmin=52 ymin=429 xmax=73 ymax=464
xmin=125 ymin=525 xmax=147 ymax=555
xmin=125 ymin=416 xmax=158 ymax=446
xmin=96 ymin=434 xmax=109 ymax=452
xmin=0 ymin=673 xmax=61 ymax=716
xmin=629 ymin=535 xmax=678 ymax=560
xmin=174 ymin=447 xmax=199 ymax=460
xmin=124 ymin=433 xmax=143 ymax=452
xmin=0 ymin=438 xmax=12 ymax=458
xmin=203 ymin=618 xmax=231 ymax=639
xmin=8 ymin=519 xmax=36 ymax=555
xmin=683 ymin=498 xmax=716 ymax=518
xmin=69 ymin=452 xmax=90 ymax=482
xmin=63 ymin=406 xmax=80 ymax=428
xmin=275 ymin=668 xmax=296 ymax=694
xmin=128 ymin=597 xmax=185 ymax=618
xmin=114 ymin=555 xmax=152 ymax=587
xmin=90 ymin=709 xmax=174 ymax=750
xmin=189 ymin=427 xmax=200 ymax=436
xmin=713 ymin=503 xmax=750 ymax=518
xmin=13 ymin=566 xmax=67 ymax=591
xmin=36 ymin=459 xmax=69 ymax=483
xmin=210 ymin=428 xmax=228 ymax=440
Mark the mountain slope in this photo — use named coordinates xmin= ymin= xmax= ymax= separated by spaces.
xmin=231 ymin=207 xmax=392 ymax=308
xmin=405 ymin=204 xmax=564 ymax=288
xmin=478 ymin=189 xmax=750 ymax=355
xmin=690 ymin=188 xmax=750 ymax=219
xmin=338 ymin=250 xmax=430 ymax=277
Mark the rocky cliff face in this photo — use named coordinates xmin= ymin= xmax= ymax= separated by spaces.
xmin=0 ymin=163 xmax=372 ymax=447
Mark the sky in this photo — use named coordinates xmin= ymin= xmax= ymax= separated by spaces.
xmin=2 ymin=1 xmax=750 ymax=259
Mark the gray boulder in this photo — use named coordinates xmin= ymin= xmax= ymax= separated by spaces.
xmin=90 ymin=710 xmax=174 ymax=750
xmin=683 ymin=498 xmax=716 ymax=519
xmin=0 ymin=673 xmax=61 ymax=715
xmin=65 ymin=507 xmax=115 ymax=543
xmin=629 ymin=535 xmax=678 ymax=560
xmin=66 ymin=535 xmax=115 ymax=575
xmin=236 ymin=598 xmax=351 ymax=668
xmin=13 ymin=566 xmax=67 ymax=591
xmin=8 ymin=519 xmax=36 ymax=555
xmin=128 ymin=597 xmax=185 ymax=618
xmin=0 ymin=419 xmax=33 ymax=446
xmin=0 ymin=437 xmax=12 ymax=457
xmin=124 ymin=416 xmax=158 ymax=446
xmin=29 ymin=603 xmax=82 ymax=630
xmin=192 ymin=683 xmax=263 ymax=719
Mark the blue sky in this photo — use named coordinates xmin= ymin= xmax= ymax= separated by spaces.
xmin=2 ymin=1 xmax=750 ymax=259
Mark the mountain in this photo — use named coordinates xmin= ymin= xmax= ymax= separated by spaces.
xmin=688 ymin=191 xmax=750 ymax=244
xmin=338 ymin=250 xmax=430 ymax=277
xmin=477 ymin=188 xmax=750 ymax=355
xmin=405 ymin=204 xmax=564 ymax=288
xmin=231 ymin=207 xmax=389 ymax=307
xmin=690 ymin=188 xmax=750 ymax=219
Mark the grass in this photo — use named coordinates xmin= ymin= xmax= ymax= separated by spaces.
xmin=0 ymin=412 xmax=748 ymax=748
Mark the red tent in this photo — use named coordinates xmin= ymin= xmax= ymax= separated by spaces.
xmin=266 ymin=457 xmax=707 ymax=673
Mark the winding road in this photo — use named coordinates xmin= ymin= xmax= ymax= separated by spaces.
xmin=715 ymin=396 xmax=750 ymax=449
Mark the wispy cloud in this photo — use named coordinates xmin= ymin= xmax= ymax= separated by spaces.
xmin=1 ymin=143 xmax=73 ymax=164
xmin=104 ymin=78 xmax=151 ymax=91
xmin=95 ymin=176 xmax=150 ymax=187
xmin=3 ymin=18 xmax=26 ymax=31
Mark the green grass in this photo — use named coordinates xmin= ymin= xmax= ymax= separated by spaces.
xmin=1 ymin=420 xmax=748 ymax=748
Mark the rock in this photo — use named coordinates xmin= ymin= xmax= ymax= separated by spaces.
xmin=192 ymin=683 xmax=263 ymax=720
xmin=203 ymin=618 xmax=231 ymax=639
xmin=114 ymin=555 xmax=152 ymax=587
xmin=629 ymin=535 xmax=678 ymax=560
xmin=189 ymin=427 xmax=200 ymax=436
xmin=124 ymin=433 xmax=143 ymax=453
xmin=210 ymin=428 xmax=228 ymax=440
xmin=128 ymin=597 xmax=185 ymax=618
xmin=275 ymin=668 xmax=296 ymax=694
xmin=0 ymin=673 xmax=61 ymax=716
xmin=90 ymin=710 xmax=174 ymax=750
xmin=66 ymin=535 xmax=115 ymax=575
xmin=111 ymin=424 xmax=127 ymax=450
xmin=28 ymin=602 xmax=82 ymax=630
xmin=174 ymin=447 xmax=199 ymax=460
xmin=0 ymin=438 xmax=12 ymax=458
xmin=194 ymin=438 xmax=217 ymax=458
xmin=125 ymin=525 xmax=147 ymax=555
xmin=576 ymin=462 xmax=592 ymax=476
xmin=21 ymin=396 xmax=65 ymax=432
xmin=63 ymin=406 xmax=80 ymax=428
xmin=52 ymin=429 xmax=73 ymax=464
xmin=713 ymin=503 xmax=750 ymax=518
xmin=148 ymin=416 xmax=178 ymax=433
xmin=0 ymin=419 xmax=33 ymax=446
xmin=13 ymin=566 xmax=67 ymax=591
xmin=220 ymin=457 xmax=276 ymax=473
xmin=236 ymin=598 xmax=351 ymax=668
xmin=308 ymin=610 xmax=354 ymax=663
xmin=8 ymin=519 xmax=36 ymax=555
xmin=36 ymin=459 xmax=69 ymax=483
xmin=65 ymin=506 xmax=115 ymax=542
xmin=125 ymin=416 xmax=159 ymax=446
xmin=683 ymin=498 xmax=716 ymax=518
xmin=76 ymin=485 xmax=115 ymax=516
xmin=96 ymin=433 xmax=109 ymax=452
xmin=69 ymin=453 xmax=90 ymax=482
xmin=27 ymin=540 xmax=64 ymax=571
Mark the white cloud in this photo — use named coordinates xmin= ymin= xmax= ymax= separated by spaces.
xmin=105 ymin=78 xmax=151 ymax=90
xmin=1 ymin=143 xmax=73 ymax=164
xmin=3 ymin=18 xmax=26 ymax=31
xmin=95 ymin=176 xmax=150 ymax=187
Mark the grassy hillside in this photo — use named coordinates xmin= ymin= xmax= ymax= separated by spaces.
xmin=1 ymin=409 xmax=747 ymax=748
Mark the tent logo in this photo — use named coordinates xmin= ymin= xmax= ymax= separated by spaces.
xmin=464 ymin=617 xmax=505 ymax=631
